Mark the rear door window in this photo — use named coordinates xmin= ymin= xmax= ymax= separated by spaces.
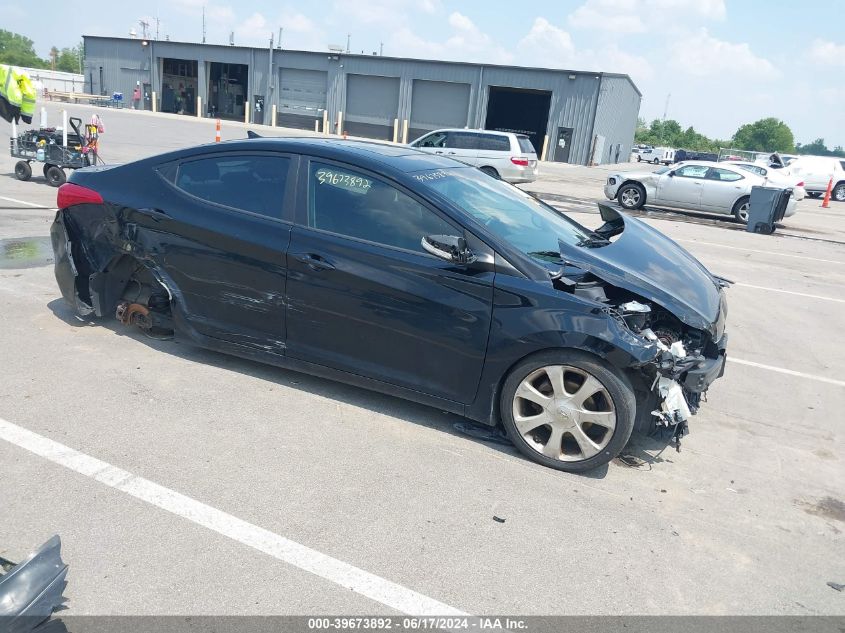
xmin=445 ymin=132 xmax=480 ymax=150
xmin=175 ymin=155 xmax=290 ymax=219
xmin=307 ymin=161 xmax=455 ymax=253
xmin=477 ymin=134 xmax=511 ymax=152
xmin=707 ymin=167 xmax=744 ymax=182
xmin=517 ymin=136 xmax=536 ymax=154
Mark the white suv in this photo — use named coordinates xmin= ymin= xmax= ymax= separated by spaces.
xmin=787 ymin=156 xmax=845 ymax=201
xmin=409 ymin=129 xmax=539 ymax=184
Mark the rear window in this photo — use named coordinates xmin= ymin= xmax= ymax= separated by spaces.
xmin=477 ymin=134 xmax=511 ymax=152
xmin=517 ymin=136 xmax=536 ymax=154
xmin=175 ymin=155 xmax=290 ymax=219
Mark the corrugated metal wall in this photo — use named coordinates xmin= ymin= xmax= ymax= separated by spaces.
xmin=82 ymin=36 xmax=640 ymax=165
xmin=592 ymin=75 xmax=642 ymax=165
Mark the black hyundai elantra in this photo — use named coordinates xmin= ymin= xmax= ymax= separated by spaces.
xmin=50 ymin=137 xmax=728 ymax=472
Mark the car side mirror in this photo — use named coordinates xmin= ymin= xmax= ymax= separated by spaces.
xmin=421 ymin=235 xmax=476 ymax=265
xmin=668 ymin=171 xmax=675 ymax=177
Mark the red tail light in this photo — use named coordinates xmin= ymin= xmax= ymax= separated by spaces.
xmin=510 ymin=157 xmax=530 ymax=166
xmin=57 ymin=183 xmax=104 ymax=209
xmin=796 ymin=181 xmax=805 ymax=187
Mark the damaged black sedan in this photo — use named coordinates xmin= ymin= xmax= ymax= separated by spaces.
xmin=50 ymin=138 xmax=728 ymax=472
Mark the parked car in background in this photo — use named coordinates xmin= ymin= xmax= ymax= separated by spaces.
xmin=730 ymin=161 xmax=806 ymax=200
xmin=604 ymin=161 xmax=799 ymax=223
xmin=675 ymin=149 xmax=718 ymax=163
xmin=637 ymin=147 xmax=675 ymax=165
xmin=409 ymin=129 xmax=539 ymax=184
xmin=787 ymin=156 xmax=845 ymax=201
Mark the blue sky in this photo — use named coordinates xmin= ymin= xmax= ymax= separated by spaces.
xmin=5 ymin=0 xmax=844 ymax=146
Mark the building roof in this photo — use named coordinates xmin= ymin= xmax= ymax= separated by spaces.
xmin=82 ymin=34 xmax=641 ymax=97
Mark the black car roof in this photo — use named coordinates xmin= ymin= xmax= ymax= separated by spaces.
xmin=171 ymin=136 xmax=462 ymax=176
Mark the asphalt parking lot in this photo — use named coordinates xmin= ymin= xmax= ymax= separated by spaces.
xmin=1 ymin=103 xmax=843 ymax=617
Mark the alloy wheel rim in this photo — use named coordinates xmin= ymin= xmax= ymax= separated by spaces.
xmin=511 ymin=365 xmax=617 ymax=462
xmin=621 ymin=188 xmax=640 ymax=207
xmin=835 ymin=186 xmax=845 ymax=202
xmin=738 ymin=203 xmax=750 ymax=222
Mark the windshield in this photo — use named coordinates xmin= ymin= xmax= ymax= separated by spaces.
xmin=412 ymin=167 xmax=591 ymax=263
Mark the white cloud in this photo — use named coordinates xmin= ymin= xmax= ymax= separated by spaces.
xmin=518 ymin=17 xmax=653 ymax=81
xmin=668 ymin=28 xmax=778 ymax=79
xmin=518 ymin=17 xmax=576 ymax=60
xmin=568 ymin=0 xmax=725 ymax=32
xmin=810 ymin=39 xmax=845 ymax=66
xmin=389 ymin=12 xmax=513 ymax=64
xmin=232 ymin=9 xmax=324 ymax=49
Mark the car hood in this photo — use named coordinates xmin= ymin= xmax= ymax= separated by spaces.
xmin=559 ymin=207 xmax=723 ymax=333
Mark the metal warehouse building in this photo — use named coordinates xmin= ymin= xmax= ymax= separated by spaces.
xmin=82 ymin=35 xmax=641 ymax=165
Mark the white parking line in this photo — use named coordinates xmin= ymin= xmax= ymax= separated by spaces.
xmin=0 ymin=417 xmax=466 ymax=617
xmin=676 ymin=239 xmax=845 ymax=265
xmin=729 ymin=358 xmax=845 ymax=387
xmin=733 ymin=282 xmax=845 ymax=304
xmin=0 ymin=195 xmax=48 ymax=209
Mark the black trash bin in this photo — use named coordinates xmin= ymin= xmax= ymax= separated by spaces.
xmin=746 ymin=186 xmax=792 ymax=235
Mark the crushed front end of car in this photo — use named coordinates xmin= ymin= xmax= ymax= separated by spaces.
xmin=554 ymin=204 xmax=729 ymax=452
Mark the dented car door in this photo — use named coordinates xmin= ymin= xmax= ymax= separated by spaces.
xmin=153 ymin=152 xmax=296 ymax=353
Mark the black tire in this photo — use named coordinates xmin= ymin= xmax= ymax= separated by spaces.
xmin=46 ymin=166 xmax=66 ymax=187
xmin=636 ymin=156 xmax=642 ymax=162
xmin=616 ymin=182 xmax=646 ymax=209
xmin=500 ymin=349 xmax=636 ymax=472
xmin=732 ymin=196 xmax=750 ymax=223
xmin=43 ymin=163 xmax=53 ymax=178
xmin=14 ymin=161 xmax=32 ymax=181
xmin=652 ymin=158 xmax=659 ymax=164
xmin=807 ymin=192 xmax=821 ymax=199
xmin=833 ymin=182 xmax=845 ymax=203
xmin=480 ymin=166 xmax=500 ymax=179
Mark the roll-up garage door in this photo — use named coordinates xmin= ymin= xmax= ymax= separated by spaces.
xmin=277 ymin=68 xmax=327 ymax=130
xmin=344 ymin=74 xmax=400 ymax=141
xmin=409 ymin=80 xmax=470 ymax=142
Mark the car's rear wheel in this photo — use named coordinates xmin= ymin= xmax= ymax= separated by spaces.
xmin=480 ymin=166 xmax=500 ymax=179
xmin=617 ymin=182 xmax=645 ymax=209
xmin=833 ymin=182 xmax=845 ymax=202
xmin=732 ymin=196 xmax=750 ymax=223
xmin=500 ymin=350 xmax=636 ymax=472
xmin=43 ymin=163 xmax=53 ymax=178
xmin=46 ymin=166 xmax=66 ymax=187
xmin=652 ymin=158 xmax=659 ymax=164
xmin=15 ymin=161 xmax=32 ymax=181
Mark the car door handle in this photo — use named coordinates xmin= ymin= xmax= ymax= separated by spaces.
xmin=434 ymin=150 xmax=444 ymax=154
xmin=446 ymin=151 xmax=457 ymax=155
xmin=292 ymin=253 xmax=336 ymax=271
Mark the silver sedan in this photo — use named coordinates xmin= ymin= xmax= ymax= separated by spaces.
xmin=603 ymin=161 xmax=798 ymax=223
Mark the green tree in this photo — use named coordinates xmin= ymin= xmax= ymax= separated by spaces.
xmin=0 ymin=30 xmax=48 ymax=68
xmin=55 ymin=44 xmax=82 ymax=73
xmin=731 ymin=118 xmax=794 ymax=153
xmin=796 ymin=138 xmax=828 ymax=155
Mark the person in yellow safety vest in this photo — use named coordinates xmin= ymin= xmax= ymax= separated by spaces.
xmin=17 ymin=68 xmax=36 ymax=124
xmin=0 ymin=64 xmax=23 ymax=124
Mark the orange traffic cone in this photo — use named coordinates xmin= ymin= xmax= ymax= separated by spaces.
xmin=215 ymin=119 xmax=221 ymax=143
xmin=821 ymin=177 xmax=833 ymax=208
